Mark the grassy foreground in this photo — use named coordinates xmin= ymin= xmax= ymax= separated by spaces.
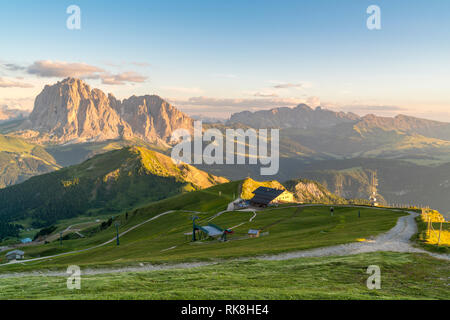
xmin=0 ymin=252 xmax=448 ymax=300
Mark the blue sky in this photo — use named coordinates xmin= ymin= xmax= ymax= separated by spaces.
xmin=1 ymin=0 xmax=450 ymax=120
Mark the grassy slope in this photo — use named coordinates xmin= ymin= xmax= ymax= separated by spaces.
xmin=0 ymin=181 xmax=241 ymax=267
xmin=0 ymin=146 xmax=227 ymax=228
xmin=0 ymin=183 xmax=405 ymax=272
xmin=0 ymin=135 xmax=59 ymax=188
xmin=413 ymin=217 xmax=450 ymax=254
xmin=0 ymin=252 xmax=448 ymax=300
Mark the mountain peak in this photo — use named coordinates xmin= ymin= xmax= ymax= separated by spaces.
xmin=17 ymin=79 xmax=193 ymax=145
xmin=295 ymin=103 xmax=313 ymax=111
xmin=228 ymin=104 xmax=359 ymax=129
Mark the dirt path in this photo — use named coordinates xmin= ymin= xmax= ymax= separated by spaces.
xmin=259 ymin=211 xmax=449 ymax=261
xmin=0 ymin=211 xmax=175 ymax=267
xmin=0 ymin=211 xmax=448 ymax=279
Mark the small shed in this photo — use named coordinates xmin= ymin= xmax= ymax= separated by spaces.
xmin=21 ymin=238 xmax=32 ymax=244
xmin=248 ymin=229 xmax=261 ymax=238
xmin=5 ymin=250 xmax=25 ymax=262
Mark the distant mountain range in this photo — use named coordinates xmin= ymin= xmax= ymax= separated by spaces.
xmin=229 ymin=104 xmax=360 ymax=129
xmin=1 ymin=78 xmax=450 ymax=217
xmin=228 ymin=104 xmax=450 ymax=164
xmin=229 ymin=104 xmax=450 ymax=139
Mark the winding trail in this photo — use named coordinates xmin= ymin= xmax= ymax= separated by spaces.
xmin=0 ymin=211 xmax=175 ymax=267
xmin=0 ymin=210 xmax=448 ymax=279
xmin=259 ymin=211 xmax=449 ymax=261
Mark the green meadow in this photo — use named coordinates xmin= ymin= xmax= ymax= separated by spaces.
xmin=0 ymin=252 xmax=448 ymax=300
xmin=1 ymin=181 xmax=405 ymax=273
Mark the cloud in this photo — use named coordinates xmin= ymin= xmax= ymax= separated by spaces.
xmin=0 ymin=97 xmax=35 ymax=110
xmin=253 ymin=92 xmax=279 ymax=98
xmin=101 ymin=72 xmax=147 ymax=85
xmin=272 ymin=82 xmax=312 ymax=89
xmin=27 ymin=60 xmax=104 ymax=78
xmin=353 ymin=105 xmax=405 ymax=111
xmin=25 ymin=60 xmax=148 ymax=86
xmin=171 ymin=96 xmax=312 ymax=109
xmin=0 ymin=77 xmax=34 ymax=88
xmin=340 ymin=105 xmax=406 ymax=113
xmin=2 ymin=63 xmax=26 ymax=71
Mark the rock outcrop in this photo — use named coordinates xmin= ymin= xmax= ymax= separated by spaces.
xmin=18 ymin=78 xmax=193 ymax=144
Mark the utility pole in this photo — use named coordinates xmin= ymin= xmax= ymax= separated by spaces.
xmin=115 ymin=223 xmax=120 ymax=246
xmin=60 ymin=232 xmax=63 ymax=246
xmin=192 ymin=216 xmax=199 ymax=242
xmin=369 ymin=170 xmax=378 ymax=207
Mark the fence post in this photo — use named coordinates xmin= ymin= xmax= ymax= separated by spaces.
xmin=437 ymin=222 xmax=443 ymax=246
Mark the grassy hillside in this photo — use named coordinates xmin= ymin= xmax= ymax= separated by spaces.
xmin=0 ymin=252 xmax=447 ymax=300
xmin=0 ymin=191 xmax=405 ymax=271
xmin=281 ymin=124 xmax=450 ymax=164
xmin=45 ymin=138 xmax=170 ymax=167
xmin=0 ymin=134 xmax=59 ymax=188
xmin=0 ymin=146 xmax=227 ymax=231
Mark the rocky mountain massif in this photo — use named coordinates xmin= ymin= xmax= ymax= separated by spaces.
xmin=229 ymin=104 xmax=450 ymax=140
xmin=229 ymin=104 xmax=360 ymax=129
xmin=16 ymin=78 xmax=193 ymax=145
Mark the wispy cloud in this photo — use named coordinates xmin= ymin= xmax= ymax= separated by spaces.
xmin=0 ymin=97 xmax=35 ymax=110
xmin=271 ymin=82 xmax=312 ymax=90
xmin=25 ymin=60 xmax=147 ymax=86
xmin=101 ymin=71 xmax=147 ymax=85
xmin=0 ymin=77 xmax=34 ymax=88
xmin=171 ymin=96 xmax=310 ymax=109
xmin=1 ymin=63 xmax=26 ymax=71
xmin=27 ymin=60 xmax=104 ymax=78
xmin=253 ymin=92 xmax=279 ymax=98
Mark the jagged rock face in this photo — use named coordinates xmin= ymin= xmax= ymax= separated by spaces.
xmin=228 ymin=104 xmax=360 ymax=129
xmin=115 ymin=95 xmax=193 ymax=142
xmin=291 ymin=180 xmax=329 ymax=202
xmin=20 ymin=78 xmax=193 ymax=144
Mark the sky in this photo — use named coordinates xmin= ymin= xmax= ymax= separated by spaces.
xmin=0 ymin=0 xmax=450 ymax=120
